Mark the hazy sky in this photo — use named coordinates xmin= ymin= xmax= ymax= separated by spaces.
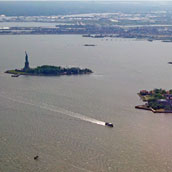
xmin=0 ymin=0 xmax=172 ymax=2
xmin=0 ymin=0 xmax=171 ymax=1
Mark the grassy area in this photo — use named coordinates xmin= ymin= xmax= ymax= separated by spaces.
xmin=138 ymin=94 xmax=152 ymax=102
xmin=5 ymin=70 xmax=27 ymax=75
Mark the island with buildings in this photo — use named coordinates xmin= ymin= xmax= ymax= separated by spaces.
xmin=135 ymin=89 xmax=172 ymax=113
xmin=5 ymin=52 xmax=93 ymax=76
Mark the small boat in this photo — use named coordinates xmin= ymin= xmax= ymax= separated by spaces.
xmin=11 ymin=74 xmax=20 ymax=77
xmin=105 ymin=122 xmax=113 ymax=127
xmin=168 ymin=62 xmax=172 ymax=64
xmin=84 ymin=44 xmax=96 ymax=46
xmin=34 ymin=155 xmax=39 ymax=160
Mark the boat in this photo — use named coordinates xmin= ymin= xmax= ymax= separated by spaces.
xmin=105 ymin=122 xmax=113 ymax=127
xmin=11 ymin=74 xmax=20 ymax=77
xmin=84 ymin=44 xmax=96 ymax=46
xmin=34 ymin=155 xmax=39 ymax=160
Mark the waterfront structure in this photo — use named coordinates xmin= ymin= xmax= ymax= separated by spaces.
xmin=23 ymin=51 xmax=30 ymax=71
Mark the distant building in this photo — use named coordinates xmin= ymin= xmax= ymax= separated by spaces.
xmin=140 ymin=90 xmax=149 ymax=96
xmin=157 ymin=95 xmax=172 ymax=108
xmin=165 ymin=94 xmax=172 ymax=100
xmin=23 ymin=51 xmax=30 ymax=71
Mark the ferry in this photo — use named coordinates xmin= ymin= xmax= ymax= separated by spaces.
xmin=84 ymin=44 xmax=96 ymax=46
xmin=105 ymin=122 xmax=113 ymax=127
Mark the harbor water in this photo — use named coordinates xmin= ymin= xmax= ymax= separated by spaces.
xmin=1 ymin=35 xmax=172 ymax=172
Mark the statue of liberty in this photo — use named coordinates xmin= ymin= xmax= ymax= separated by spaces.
xmin=23 ymin=51 xmax=30 ymax=71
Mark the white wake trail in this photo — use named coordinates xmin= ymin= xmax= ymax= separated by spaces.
xmin=0 ymin=93 xmax=105 ymax=126
xmin=40 ymin=103 xmax=105 ymax=126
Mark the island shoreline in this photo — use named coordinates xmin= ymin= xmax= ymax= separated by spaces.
xmin=5 ymin=52 xmax=93 ymax=77
xmin=135 ymin=89 xmax=172 ymax=113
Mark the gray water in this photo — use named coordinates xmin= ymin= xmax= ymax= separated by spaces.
xmin=1 ymin=35 xmax=172 ymax=172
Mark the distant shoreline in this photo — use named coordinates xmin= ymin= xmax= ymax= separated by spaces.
xmin=0 ymin=28 xmax=172 ymax=42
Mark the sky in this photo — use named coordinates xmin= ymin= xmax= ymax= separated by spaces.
xmin=0 ymin=0 xmax=172 ymax=1
xmin=0 ymin=0 xmax=172 ymax=2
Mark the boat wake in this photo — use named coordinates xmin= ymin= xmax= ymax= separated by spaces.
xmin=0 ymin=93 xmax=105 ymax=126
xmin=41 ymin=104 xmax=106 ymax=126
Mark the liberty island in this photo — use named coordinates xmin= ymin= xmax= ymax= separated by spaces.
xmin=5 ymin=52 xmax=93 ymax=76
